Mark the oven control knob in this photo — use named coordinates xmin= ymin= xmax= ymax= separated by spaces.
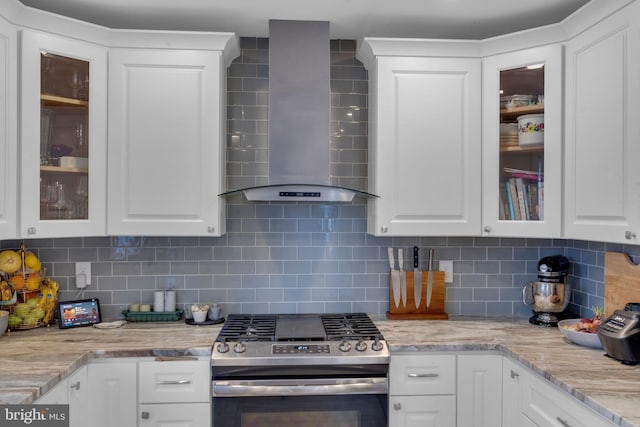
xmin=217 ymin=342 xmax=230 ymax=353
xmin=339 ymin=339 xmax=351 ymax=352
xmin=234 ymin=342 xmax=247 ymax=353
xmin=355 ymin=340 xmax=367 ymax=352
xmin=372 ymin=338 xmax=384 ymax=352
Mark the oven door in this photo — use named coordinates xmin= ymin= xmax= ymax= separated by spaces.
xmin=212 ymin=378 xmax=388 ymax=427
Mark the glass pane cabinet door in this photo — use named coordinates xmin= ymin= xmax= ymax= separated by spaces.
xmin=498 ymin=65 xmax=545 ymax=222
xmin=482 ymin=45 xmax=562 ymax=237
xmin=21 ymin=30 xmax=107 ymax=238
xmin=40 ymin=53 xmax=89 ymax=221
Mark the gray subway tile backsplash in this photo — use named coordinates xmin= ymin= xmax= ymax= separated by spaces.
xmin=2 ymin=38 xmax=636 ymax=322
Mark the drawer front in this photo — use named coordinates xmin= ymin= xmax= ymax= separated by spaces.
xmin=388 ymin=395 xmax=456 ymax=427
xmin=390 ymin=354 xmax=456 ymax=395
xmin=139 ymin=360 xmax=210 ymax=404
xmin=139 ymin=403 xmax=211 ymax=426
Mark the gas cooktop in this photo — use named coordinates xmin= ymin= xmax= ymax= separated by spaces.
xmin=215 ymin=313 xmax=384 ymax=343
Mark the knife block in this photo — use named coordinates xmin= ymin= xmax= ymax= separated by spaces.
xmin=387 ymin=271 xmax=448 ymax=319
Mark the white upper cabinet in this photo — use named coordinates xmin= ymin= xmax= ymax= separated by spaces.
xmin=20 ymin=30 xmax=107 ymax=238
xmin=564 ymin=0 xmax=640 ymax=244
xmin=0 ymin=16 xmax=16 ymax=239
xmin=358 ymin=39 xmax=482 ymax=236
xmin=481 ymin=44 xmax=563 ymax=238
xmin=108 ymin=42 xmax=235 ymax=236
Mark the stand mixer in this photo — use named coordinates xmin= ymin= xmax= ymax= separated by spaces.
xmin=522 ymin=255 xmax=570 ymax=326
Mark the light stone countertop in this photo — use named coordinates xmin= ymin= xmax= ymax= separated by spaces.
xmin=0 ymin=318 xmax=638 ymax=427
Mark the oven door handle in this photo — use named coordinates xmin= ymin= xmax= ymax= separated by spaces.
xmin=213 ymin=378 xmax=388 ymax=397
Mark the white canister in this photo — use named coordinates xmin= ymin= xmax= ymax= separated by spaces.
xmin=517 ymin=114 xmax=544 ymax=145
xmin=164 ymin=290 xmax=176 ymax=312
xmin=153 ymin=291 xmax=165 ymax=312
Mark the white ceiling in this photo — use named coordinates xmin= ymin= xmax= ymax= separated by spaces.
xmin=18 ymin=0 xmax=591 ymax=39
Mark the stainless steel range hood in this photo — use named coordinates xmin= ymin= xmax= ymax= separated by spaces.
xmin=220 ymin=20 xmax=377 ymax=202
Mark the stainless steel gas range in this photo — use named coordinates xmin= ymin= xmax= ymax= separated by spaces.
xmin=211 ymin=313 xmax=389 ymax=427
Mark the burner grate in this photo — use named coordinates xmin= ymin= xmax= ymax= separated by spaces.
xmin=322 ymin=313 xmax=384 ymax=341
xmin=216 ymin=314 xmax=276 ymax=342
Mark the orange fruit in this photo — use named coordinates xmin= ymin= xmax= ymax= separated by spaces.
xmin=9 ymin=274 xmax=25 ymax=291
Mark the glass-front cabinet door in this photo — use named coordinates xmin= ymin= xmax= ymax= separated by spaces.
xmin=481 ymin=45 xmax=562 ymax=237
xmin=20 ymin=30 xmax=107 ymax=237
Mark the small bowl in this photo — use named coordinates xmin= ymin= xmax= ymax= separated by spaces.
xmin=558 ymin=319 xmax=603 ymax=349
xmin=192 ymin=310 xmax=207 ymax=323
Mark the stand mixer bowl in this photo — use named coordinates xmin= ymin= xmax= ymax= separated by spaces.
xmin=522 ymin=281 xmax=571 ymax=313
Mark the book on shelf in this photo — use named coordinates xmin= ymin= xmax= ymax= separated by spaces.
xmin=502 ymin=181 xmax=515 ymax=220
xmin=499 ymin=177 xmax=543 ymax=221
xmin=508 ymin=178 xmax=522 ymax=220
xmin=515 ymin=178 xmax=528 ymax=220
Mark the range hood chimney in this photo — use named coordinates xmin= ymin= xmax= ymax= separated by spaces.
xmin=220 ymin=20 xmax=376 ymax=202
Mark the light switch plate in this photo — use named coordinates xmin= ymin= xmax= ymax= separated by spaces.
xmin=440 ymin=260 xmax=453 ymax=283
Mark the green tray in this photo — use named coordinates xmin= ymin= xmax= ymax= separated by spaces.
xmin=122 ymin=309 xmax=183 ymax=322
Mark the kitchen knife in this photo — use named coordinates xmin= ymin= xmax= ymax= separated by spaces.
xmin=426 ymin=248 xmax=434 ymax=308
xmin=388 ymin=247 xmax=400 ymax=309
xmin=399 ymin=248 xmax=407 ymax=308
xmin=413 ymin=246 xmax=422 ymax=309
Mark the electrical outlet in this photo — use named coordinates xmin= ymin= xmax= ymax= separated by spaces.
xmin=75 ymin=262 xmax=91 ymax=288
xmin=440 ymin=260 xmax=453 ymax=283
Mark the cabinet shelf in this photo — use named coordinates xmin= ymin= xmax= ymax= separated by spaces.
xmin=40 ymin=165 xmax=88 ymax=174
xmin=41 ymin=93 xmax=88 ymax=108
xmin=500 ymin=105 xmax=544 ymax=120
xmin=500 ymin=143 xmax=543 ymax=153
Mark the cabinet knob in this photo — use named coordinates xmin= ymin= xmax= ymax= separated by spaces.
xmin=70 ymin=381 xmax=80 ymax=390
xmin=393 ymin=402 xmax=401 ymax=411
xmin=380 ymin=226 xmax=388 ymax=233
xmin=141 ymin=411 xmax=150 ymax=420
xmin=27 ymin=227 xmax=36 ymax=235
xmin=510 ymin=370 xmax=519 ymax=380
xmin=625 ymin=230 xmax=636 ymax=240
xmin=207 ymin=226 xmax=215 ymax=233
xmin=483 ymin=225 xmax=491 ymax=233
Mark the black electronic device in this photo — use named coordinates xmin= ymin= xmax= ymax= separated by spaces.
xmin=57 ymin=298 xmax=102 ymax=329
xmin=597 ymin=303 xmax=640 ymax=365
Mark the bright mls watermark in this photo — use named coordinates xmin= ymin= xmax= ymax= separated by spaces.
xmin=1 ymin=405 xmax=69 ymax=426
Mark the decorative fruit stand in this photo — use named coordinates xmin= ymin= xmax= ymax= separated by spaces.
xmin=0 ymin=242 xmax=59 ymax=330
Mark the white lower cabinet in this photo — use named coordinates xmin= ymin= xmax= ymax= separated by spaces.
xmin=390 ymin=353 xmax=616 ymax=427
xmin=87 ymin=360 xmax=138 ymax=427
xmin=503 ymin=357 xmax=615 ymax=427
xmin=389 ymin=353 xmax=457 ymax=427
xmin=36 ymin=365 xmax=88 ymax=427
xmin=502 ymin=357 xmax=536 ymax=427
xmin=457 ymin=354 xmax=502 ymax=427
xmin=138 ymin=359 xmax=211 ymax=426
